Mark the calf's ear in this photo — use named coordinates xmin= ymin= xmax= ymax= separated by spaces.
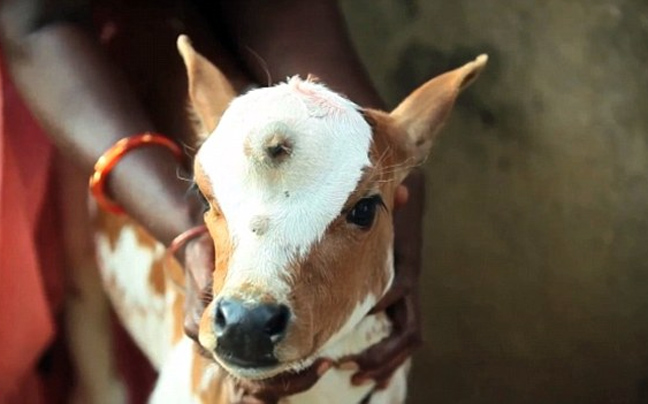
xmin=177 ymin=35 xmax=236 ymax=135
xmin=390 ymin=54 xmax=488 ymax=172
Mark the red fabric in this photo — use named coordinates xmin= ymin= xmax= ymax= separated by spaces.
xmin=0 ymin=60 xmax=54 ymax=401
xmin=0 ymin=58 xmax=70 ymax=403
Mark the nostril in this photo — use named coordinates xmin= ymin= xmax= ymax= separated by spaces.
xmin=264 ymin=304 xmax=290 ymax=341
xmin=214 ymin=301 xmax=227 ymax=333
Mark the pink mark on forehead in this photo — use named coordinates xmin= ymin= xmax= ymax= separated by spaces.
xmin=287 ymin=76 xmax=346 ymax=117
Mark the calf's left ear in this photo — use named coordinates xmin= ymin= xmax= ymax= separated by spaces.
xmin=390 ymin=54 xmax=488 ymax=169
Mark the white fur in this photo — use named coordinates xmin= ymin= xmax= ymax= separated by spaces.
xmin=285 ymin=367 xmax=371 ymax=404
xmin=197 ymin=77 xmax=372 ymax=301
xmin=149 ymin=338 xmax=196 ymax=404
xmin=95 ymin=226 xmax=170 ymax=369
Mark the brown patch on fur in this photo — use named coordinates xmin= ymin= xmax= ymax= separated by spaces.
xmin=205 ymin=211 xmax=232 ymax=296
xmin=167 ymin=255 xmax=186 ymax=344
xmin=96 ymin=210 xmax=167 ymax=296
xmin=171 ymin=292 xmax=184 ymax=344
xmin=133 ymin=222 xmax=159 ymax=250
xmin=95 ymin=210 xmax=130 ymax=251
xmin=149 ymin=259 xmax=166 ymax=296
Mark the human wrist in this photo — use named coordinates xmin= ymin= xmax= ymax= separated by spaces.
xmin=99 ymin=137 xmax=200 ymax=246
xmin=90 ymin=134 xmax=184 ymax=214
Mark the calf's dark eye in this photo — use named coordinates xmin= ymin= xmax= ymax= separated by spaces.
xmin=189 ymin=182 xmax=210 ymax=213
xmin=346 ymin=195 xmax=384 ymax=229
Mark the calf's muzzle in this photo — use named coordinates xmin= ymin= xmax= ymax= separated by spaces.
xmin=214 ymin=298 xmax=291 ymax=367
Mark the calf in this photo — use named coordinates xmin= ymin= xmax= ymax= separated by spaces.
xmin=95 ymin=35 xmax=486 ymax=403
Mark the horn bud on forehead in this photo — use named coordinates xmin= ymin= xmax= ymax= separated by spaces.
xmin=390 ymin=54 xmax=488 ymax=182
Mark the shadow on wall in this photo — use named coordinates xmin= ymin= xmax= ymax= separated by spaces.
xmin=342 ymin=1 xmax=648 ymax=403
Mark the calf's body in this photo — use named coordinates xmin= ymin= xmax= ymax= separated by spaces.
xmin=94 ymin=36 xmax=486 ymax=403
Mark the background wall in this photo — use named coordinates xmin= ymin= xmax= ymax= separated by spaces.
xmin=340 ymin=1 xmax=648 ymax=403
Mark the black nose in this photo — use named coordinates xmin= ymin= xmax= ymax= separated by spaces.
xmin=214 ymin=298 xmax=290 ymax=367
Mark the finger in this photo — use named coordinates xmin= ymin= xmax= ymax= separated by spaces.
xmin=393 ymin=184 xmax=409 ymax=209
xmin=392 ymin=170 xmax=425 ymax=273
xmin=183 ymin=286 xmax=205 ymax=341
xmin=352 ymin=349 xmax=410 ymax=387
xmin=241 ymin=359 xmax=332 ymax=399
xmin=373 ymin=173 xmax=425 ymax=315
xmin=352 ymin=326 xmax=411 ymax=372
xmin=369 ymin=277 xmax=408 ymax=314
xmin=354 ymin=294 xmax=422 ymax=375
xmin=185 ymin=233 xmax=215 ymax=289
xmin=183 ymin=233 xmax=216 ymax=340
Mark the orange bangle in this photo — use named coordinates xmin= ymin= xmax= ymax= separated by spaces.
xmin=89 ymin=133 xmax=184 ymax=214
xmin=166 ymin=225 xmax=209 ymax=259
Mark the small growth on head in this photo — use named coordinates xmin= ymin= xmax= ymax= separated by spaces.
xmin=243 ymin=122 xmax=295 ymax=167
xmin=264 ymin=133 xmax=292 ymax=163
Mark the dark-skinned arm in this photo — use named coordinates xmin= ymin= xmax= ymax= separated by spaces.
xmin=217 ymin=0 xmax=384 ymax=109
xmin=0 ymin=0 xmax=197 ymax=246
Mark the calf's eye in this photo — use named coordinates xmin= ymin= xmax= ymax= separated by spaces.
xmin=346 ymin=195 xmax=384 ymax=229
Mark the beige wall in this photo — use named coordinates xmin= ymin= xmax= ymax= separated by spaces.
xmin=341 ymin=1 xmax=648 ymax=403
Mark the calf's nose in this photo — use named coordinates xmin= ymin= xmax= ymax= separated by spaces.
xmin=214 ymin=298 xmax=290 ymax=367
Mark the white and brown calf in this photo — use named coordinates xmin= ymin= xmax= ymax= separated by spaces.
xmin=94 ymin=36 xmax=486 ymax=403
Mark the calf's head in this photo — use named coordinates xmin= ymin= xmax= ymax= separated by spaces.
xmin=178 ymin=36 xmax=486 ymax=380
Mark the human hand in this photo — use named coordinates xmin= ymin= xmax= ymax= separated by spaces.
xmin=347 ymin=170 xmax=425 ymax=389
xmin=182 ymin=230 xmax=215 ymax=343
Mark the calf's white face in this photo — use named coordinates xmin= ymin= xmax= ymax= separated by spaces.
xmin=198 ymin=77 xmax=373 ymax=304
xmin=178 ymin=35 xmax=486 ymax=380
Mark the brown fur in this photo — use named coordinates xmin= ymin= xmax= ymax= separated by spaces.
xmin=96 ymin=210 xmax=167 ymax=296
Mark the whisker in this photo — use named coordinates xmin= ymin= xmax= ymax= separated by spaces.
xmin=244 ymin=46 xmax=273 ymax=86
xmin=176 ymin=168 xmax=194 ymax=183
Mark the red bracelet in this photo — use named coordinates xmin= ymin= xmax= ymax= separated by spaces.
xmin=167 ymin=225 xmax=209 ymax=259
xmin=89 ymin=133 xmax=184 ymax=214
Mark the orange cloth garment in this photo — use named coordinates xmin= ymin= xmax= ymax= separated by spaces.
xmin=0 ymin=58 xmax=62 ymax=402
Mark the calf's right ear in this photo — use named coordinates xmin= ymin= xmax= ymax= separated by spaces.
xmin=177 ymin=35 xmax=236 ymax=135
